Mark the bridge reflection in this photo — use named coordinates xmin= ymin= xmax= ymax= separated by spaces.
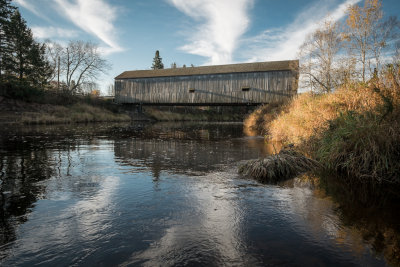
xmin=113 ymin=122 xmax=271 ymax=178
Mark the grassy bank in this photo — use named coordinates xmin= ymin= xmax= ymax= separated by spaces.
xmin=245 ymin=80 xmax=400 ymax=185
xmin=20 ymin=103 xmax=131 ymax=124
xmin=0 ymin=95 xmax=131 ymax=125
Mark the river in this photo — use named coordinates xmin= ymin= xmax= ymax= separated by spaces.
xmin=0 ymin=122 xmax=398 ymax=266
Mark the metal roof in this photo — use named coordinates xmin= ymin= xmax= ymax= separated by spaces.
xmin=115 ymin=60 xmax=299 ymax=79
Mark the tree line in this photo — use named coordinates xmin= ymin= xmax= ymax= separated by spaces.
xmin=0 ymin=0 xmax=109 ymax=97
xmin=0 ymin=0 xmax=50 ymax=89
xmin=300 ymin=0 xmax=400 ymax=93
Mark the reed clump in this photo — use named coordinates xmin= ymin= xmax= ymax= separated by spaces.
xmin=238 ymin=149 xmax=321 ymax=183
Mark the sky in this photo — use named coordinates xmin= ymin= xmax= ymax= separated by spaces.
xmin=14 ymin=0 xmax=400 ymax=94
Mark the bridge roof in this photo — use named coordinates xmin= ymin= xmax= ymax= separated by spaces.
xmin=115 ymin=60 xmax=298 ymax=79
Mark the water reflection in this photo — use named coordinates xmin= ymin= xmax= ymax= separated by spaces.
xmin=0 ymin=147 xmax=55 ymax=248
xmin=124 ymin=172 xmax=254 ymax=266
xmin=0 ymin=122 xmax=398 ymax=266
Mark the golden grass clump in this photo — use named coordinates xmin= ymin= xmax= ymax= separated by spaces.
xmin=243 ymin=102 xmax=285 ymax=136
xmin=268 ymin=84 xmax=387 ymax=145
xmin=238 ymin=149 xmax=320 ymax=183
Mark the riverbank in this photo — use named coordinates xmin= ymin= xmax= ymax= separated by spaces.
xmin=244 ymin=81 xmax=400 ymax=187
xmin=144 ymin=106 xmax=254 ymax=122
xmin=0 ymin=96 xmax=131 ymax=125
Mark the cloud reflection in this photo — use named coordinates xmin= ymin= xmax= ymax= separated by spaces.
xmin=123 ymin=172 xmax=256 ymax=266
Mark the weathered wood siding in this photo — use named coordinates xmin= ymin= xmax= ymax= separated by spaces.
xmin=115 ymin=70 xmax=297 ymax=105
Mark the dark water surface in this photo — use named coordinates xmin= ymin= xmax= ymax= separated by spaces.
xmin=0 ymin=122 xmax=399 ymax=266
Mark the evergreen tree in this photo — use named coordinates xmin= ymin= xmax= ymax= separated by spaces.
xmin=151 ymin=50 xmax=164 ymax=69
xmin=0 ymin=0 xmax=15 ymax=81
xmin=5 ymin=10 xmax=50 ymax=86
xmin=29 ymin=42 xmax=51 ymax=87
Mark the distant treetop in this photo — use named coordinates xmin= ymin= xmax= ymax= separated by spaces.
xmin=151 ymin=50 xmax=164 ymax=70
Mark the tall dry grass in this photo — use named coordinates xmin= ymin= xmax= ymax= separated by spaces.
xmin=245 ymin=71 xmax=400 ymax=184
xmin=315 ymin=106 xmax=400 ymax=184
xmin=243 ymin=102 xmax=285 ymax=136
xmin=269 ymin=84 xmax=390 ymax=146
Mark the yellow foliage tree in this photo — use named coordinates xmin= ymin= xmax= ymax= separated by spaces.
xmin=90 ymin=89 xmax=100 ymax=97
xmin=346 ymin=0 xmax=382 ymax=82
xmin=345 ymin=0 xmax=398 ymax=82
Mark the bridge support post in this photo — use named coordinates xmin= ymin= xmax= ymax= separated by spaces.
xmin=137 ymin=103 xmax=143 ymax=114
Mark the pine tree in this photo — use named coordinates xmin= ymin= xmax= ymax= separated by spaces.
xmin=5 ymin=10 xmax=50 ymax=87
xmin=151 ymin=50 xmax=164 ymax=70
xmin=29 ymin=42 xmax=51 ymax=87
xmin=0 ymin=0 xmax=15 ymax=82
xmin=6 ymin=11 xmax=33 ymax=81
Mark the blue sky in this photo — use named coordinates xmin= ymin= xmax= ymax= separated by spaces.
xmin=14 ymin=0 xmax=400 ymax=94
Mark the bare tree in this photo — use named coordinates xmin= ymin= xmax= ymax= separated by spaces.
xmin=107 ymin=83 xmax=114 ymax=96
xmin=47 ymin=41 xmax=110 ymax=94
xmin=45 ymin=41 xmax=63 ymax=88
xmin=63 ymin=41 xmax=110 ymax=93
xmin=299 ymin=20 xmax=343 ymax=93
xmin=381 ymin=42 xmax=400 ymax=89
xmin=79 ymin=81 xmax=98 ymax=95
xmin=370 ymin=16 xmax=400 ymax=74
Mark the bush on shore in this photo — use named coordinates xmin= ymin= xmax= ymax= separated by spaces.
xmin=245 ymin=76 xmax=400 ymax=185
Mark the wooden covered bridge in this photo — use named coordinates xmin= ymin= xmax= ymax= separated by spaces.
xmin=114 ymin=60 xmax=299 ymax=106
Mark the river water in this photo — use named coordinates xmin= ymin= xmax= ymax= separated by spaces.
xmin=0 ymin=122 xmax=399 ymax=266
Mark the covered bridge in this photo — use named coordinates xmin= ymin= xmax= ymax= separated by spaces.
xmin=115 ymin=60 xmax=299 ymax=106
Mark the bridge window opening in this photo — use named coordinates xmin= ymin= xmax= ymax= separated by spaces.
xmin=189 ymin=88 xmax=195 ymax=93
xmin=242 ymin=86 xmax=250 ymax=91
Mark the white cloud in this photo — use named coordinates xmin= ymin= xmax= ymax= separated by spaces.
xmin=14 ymin=0 xmax=43 ymax=17
xmin=169 ymin=0 xmax=253 ymax=65
xmin=32 ymin=26 xmax=79 ymax=39
xmin=241 ymin=0 xmax=361 ymax=62
xmin=54 ymin=0 xmax=124 ymax=55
